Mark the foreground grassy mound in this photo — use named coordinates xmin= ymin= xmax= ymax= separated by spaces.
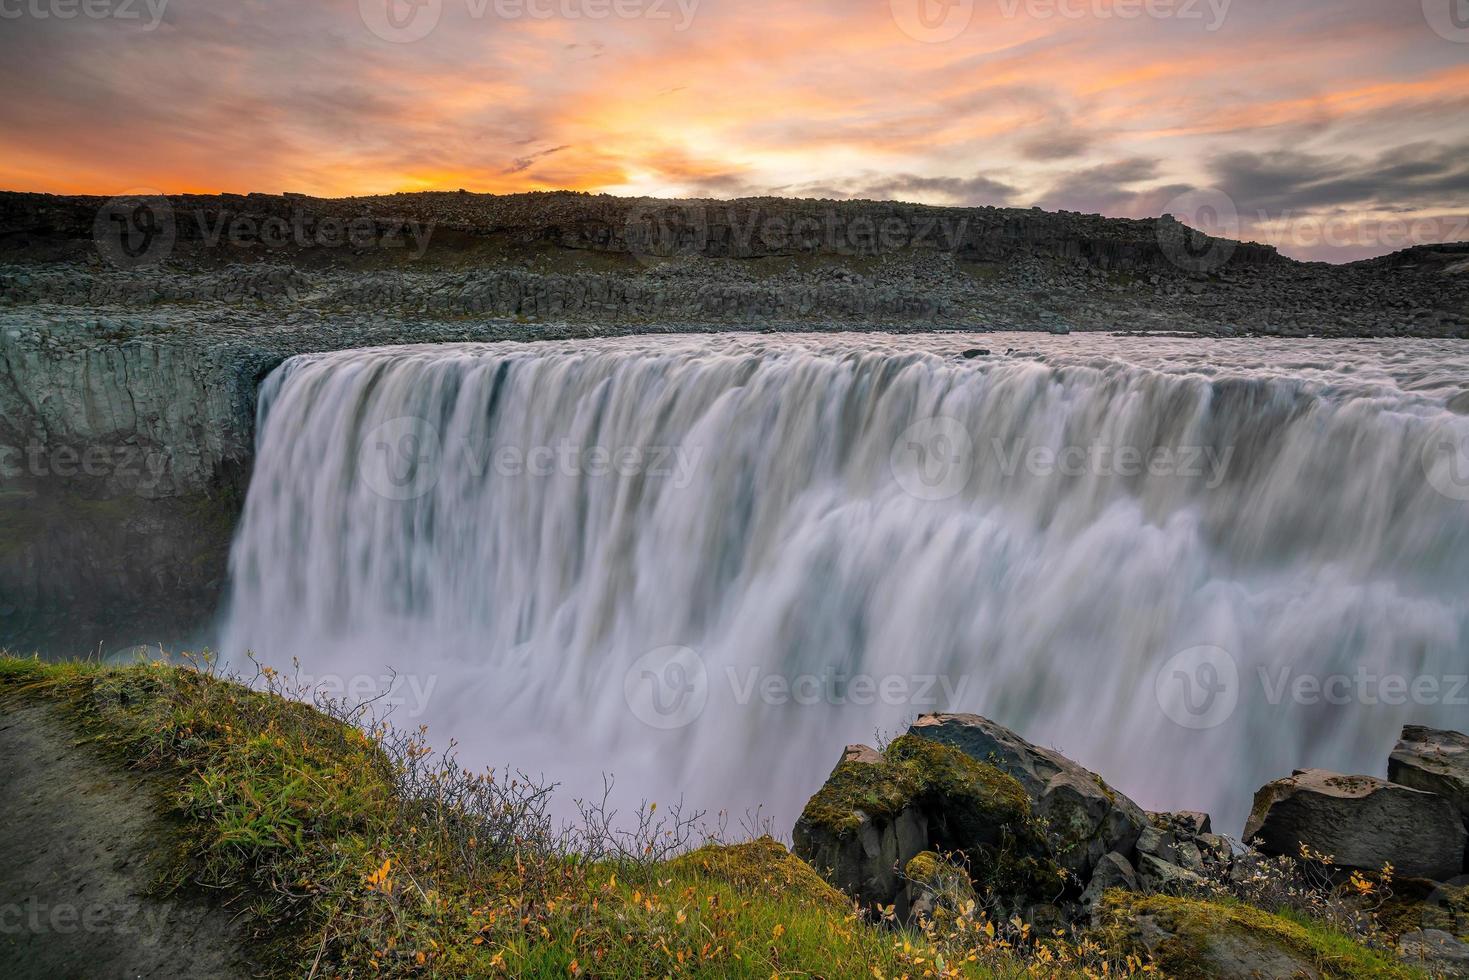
xmin=0 ymin=655 xmax=1426 ymax=978
xmin=0 ymin=656 xmax=1053 ymax=977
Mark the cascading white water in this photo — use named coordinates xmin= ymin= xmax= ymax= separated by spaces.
xmin=221 ymin=332 xmax=1469 ymax=837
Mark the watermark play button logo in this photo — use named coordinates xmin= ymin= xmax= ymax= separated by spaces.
xmin=890 ymin=0 xmax=975 ymax=42
xmin=1155 ymin=645 xmax=1239 ymax=730
xmin=890 ymin=416 xmax=974 ymax=502
xmin=93 ymin=190 xmax=175 ymax=271
xmin=624 ymin=646 xmax=708 ymax=730
xmin=1422 ymin=418 xmax=1469 ymax=502
xmin=359 ymin=0 xmax=443 ymax=43
xmin=359 ymin=415 xmax=444 ymax=501
xmin=1423 ymin=0 xmax=1469 ymax=43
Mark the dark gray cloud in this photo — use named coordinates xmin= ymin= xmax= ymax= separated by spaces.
xmin=786 ymin=173 xmax=1017 ymax=206
xmin=507 ymin=145 xmax=572 ymax=175
xmin=1020 ymin=131 xmax=1093 ymax=161
xmin=1034 ymin=158 xmax=1191 ymax=216
xmin=1209 ymin=141 xmax=1469 ymax=215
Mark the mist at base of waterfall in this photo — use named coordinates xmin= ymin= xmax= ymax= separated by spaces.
xmin=220 ymin=333 xmax=1469 ymax=838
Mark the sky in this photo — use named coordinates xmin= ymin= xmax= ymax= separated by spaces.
xmin=2 ymin=0 xmax=1468 ymax=261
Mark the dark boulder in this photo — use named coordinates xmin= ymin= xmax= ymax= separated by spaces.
xmin=1244 ymin=769 xmax=1466 ymax=882
xmin=792 ymin=733 xmax=1059 ymax=920
xmin=909 ymin=713 xmax=1146 ymax=882
xmin=1390 ymin=725 xmax=1469 ymax=868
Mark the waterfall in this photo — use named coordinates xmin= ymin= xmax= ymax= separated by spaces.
xmin=221 ymin=332 xmax=1469 ymax=837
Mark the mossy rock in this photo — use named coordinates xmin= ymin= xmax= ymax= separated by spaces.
xmin=796 ymin=755 xmax=922 ymax=839
xmin=797 ymin=735 xmax=1032 ymax=845
xmin=1096 ymin=892 xmax=1421 ymax=979
xmin=904 ymin=851 xmax=977 ymax=924
xmin=667 ymin=838 xmax=849 ymax=910
xmin=885 ymin=734 xmax=1032 ymax=846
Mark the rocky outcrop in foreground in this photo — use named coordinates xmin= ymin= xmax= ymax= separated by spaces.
xmin=794 ymin=715 xmax=1469 ymax=977
xmin=1245 ymin=770 xmax=1465 ymax=881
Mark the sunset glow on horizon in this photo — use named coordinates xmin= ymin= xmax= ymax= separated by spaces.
xmin=4 ymin=0 xmax=1468 ymax=260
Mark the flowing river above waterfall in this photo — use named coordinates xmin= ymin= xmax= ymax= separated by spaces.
xmin=219 ymin=332 xmax=1469 ymax=838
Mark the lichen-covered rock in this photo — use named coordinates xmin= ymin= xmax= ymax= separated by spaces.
xmin=792 ymin=733 xmax=1056 ymax=918
xmin=1096 ymin=892 xmax=1419 ymax=979
xmin=1150 ymin=810 xmax=1212 ymax=836
xmin=1136 ymin=851 xmax=1208 ymax=894
xmin=903 ymin=851 xmax=978 ymax=925
xmin=1378 ymin=879 xmax=1469 ymax=945
xmin=909 ymin=713 xmax=1146 ymax=882
xmin=1244 ymin=769 xmax=1466 ymax=882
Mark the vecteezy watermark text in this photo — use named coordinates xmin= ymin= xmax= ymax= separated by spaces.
xmin=890 ymin=417 xmax=1235 ymax=502
xmin=621 ymin=202 xmax=972 ymax=267
xmin=0 ymin=441 xmax=172 ymax=492
xmin=622 ymin=645 xmax=971 ymax=730
xmin=0 ymin=898 xmax=174 ymax=941
xmin=0 ymin=0 xmax=168 ymax=29
xmin=889 ymin=0 xmax=1231 ymax=44
xmin=1155 ymin=645 xmax=1468 ymax=730
xmin=359 ymin=0 xmax=700 ymax=43
xmin=294 ymin=671 xmax=439 ymax=718
xmin=93 ymin=193 xmax=436 ymax=270
xmin=359 ymin=416 xmax=704 ymax=501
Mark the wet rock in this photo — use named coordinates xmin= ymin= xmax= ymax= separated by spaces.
xmin=1244 ymin=769 xmax=1466 ymax=881
xmin=909 ymin=713 xmax=1146 ymax=882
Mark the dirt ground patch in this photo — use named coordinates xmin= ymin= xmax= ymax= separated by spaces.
xmin=0 ymin=702 xmax=256 ymax=979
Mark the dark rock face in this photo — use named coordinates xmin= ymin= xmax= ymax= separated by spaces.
xmin=1391 ymin=726 xmax=1469 ymax=839
xmin=1244 ymin=769 xmax=1466 ymax=882
xmin=908 ymin=713 xmax=1146 ymax=883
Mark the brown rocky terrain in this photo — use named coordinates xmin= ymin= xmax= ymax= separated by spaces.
xmin=1 ymin=189 xmax=1466 ymax=337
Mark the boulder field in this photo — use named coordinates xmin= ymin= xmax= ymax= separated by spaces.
xmin=793 ymin=713 xmax=1469 ymax=976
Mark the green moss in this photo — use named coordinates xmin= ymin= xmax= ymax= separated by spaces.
xmin=796 ymin=756 xmax=920 ymax=837
xmin=905 ymin=850 xmax=944 ymax=884
xmin=1098 ymin=893 xmax=1422 ymax=980
xmin=885 ymin=734 xmax=1032 ymax=824
xmin=667 ymin=838 xmax=848 ymax=910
